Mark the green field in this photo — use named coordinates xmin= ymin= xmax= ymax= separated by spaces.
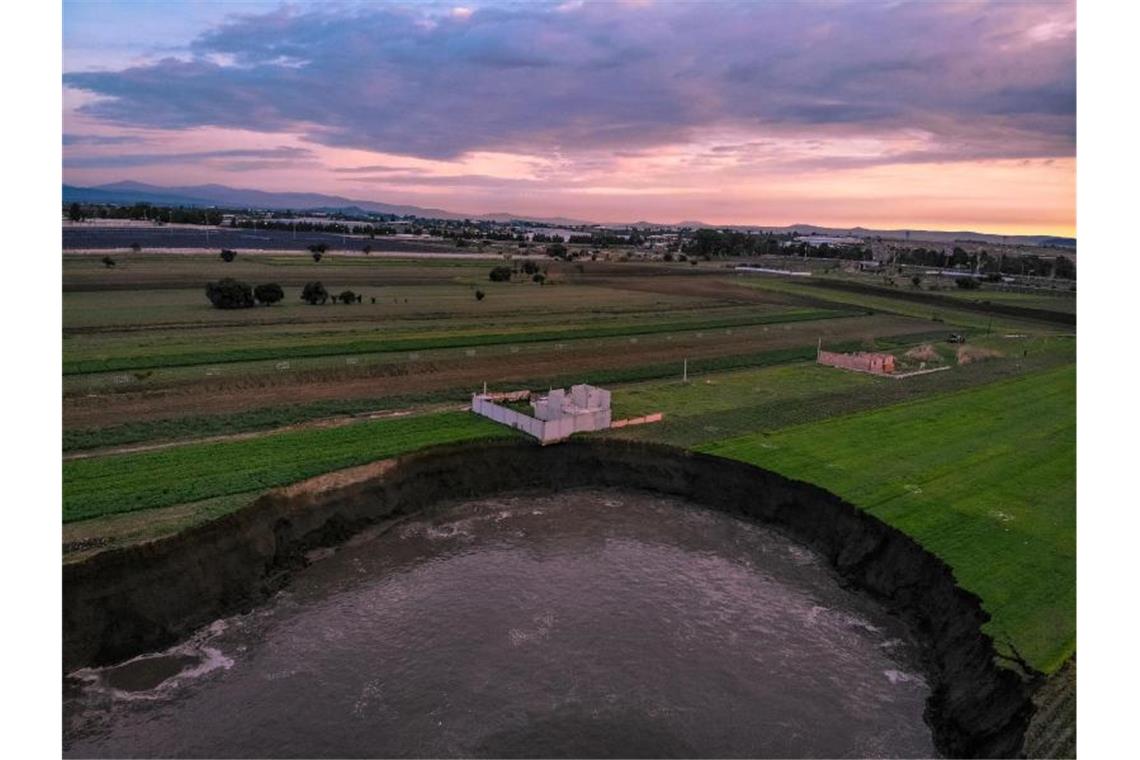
xmin=699 ymin=365 xmax=1076 ymax=673
xmin=63 ymin=306 xmax=848 ymax=374
xmin=61 ymin=252 xmax=1076 ymax=679
xmin=62 ymin=412 xmax=511 ymax=523
xmin=729 ymin=275 xmax=1067 ymax=332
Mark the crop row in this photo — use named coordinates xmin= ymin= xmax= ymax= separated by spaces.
xmin=63 ymin=412 xmax=511 ymax=522
xmin=63 ymin=307 xmax=855 ymax=375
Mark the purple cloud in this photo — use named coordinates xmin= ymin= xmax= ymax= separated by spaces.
xmin=64 ymin=1 xmax=1075 ymax=164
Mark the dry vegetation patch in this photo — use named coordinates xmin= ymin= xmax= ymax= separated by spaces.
xmin=957 ymin=345 xmax=1004 ymax=364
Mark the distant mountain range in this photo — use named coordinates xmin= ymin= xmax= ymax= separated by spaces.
xmin=62 ymin=181 xmax=1075 ymax=247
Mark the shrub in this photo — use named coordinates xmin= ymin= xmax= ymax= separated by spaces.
xmin=101 ymin=256 xmax=116 ymax=268
xmin=956 ymin=277 xmax=981 ymax=290
xmin=521 ymin=260 xmax=540 ymax=275
xmin=362 ymin=244 xmax=372 ymax=255
xmin=488 ymin=266 xmax=512 ymax=282
xmin=220 ymin=249 xmax=237 ymax=262
xmin=205 ymin=278 xmax=255 ymax=309
xmin=911 ymin=275 xmax=922 ymax=287
xmin=129 ymin=242 xmax=141 ymax=253
xmin=308 ymin=243 xmax=328 ymax=262
xmin=301 ymin=281 xmax=329 ymax=305
xmin=475 ymin=289 xmax=486 ymax=301
xmin=533 ymin=273 xmax=546 ymax=285
xmin=338 ymin=290 xmax=357 ymax=304
xmin=254 ymin=283 xmax=284 ymax=305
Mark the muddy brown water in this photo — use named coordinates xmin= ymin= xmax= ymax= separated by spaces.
xmin=63 ymin=489 xmax=935 ymax=758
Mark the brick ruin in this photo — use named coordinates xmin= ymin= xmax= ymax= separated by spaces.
xmin=817 ymin=349 xmax=896 ymax=375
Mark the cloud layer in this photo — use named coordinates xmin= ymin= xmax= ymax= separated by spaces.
xmin=61 ymin=1 xmax=1075 ymax=233
xmin=65 ymin=1 xmax=1074 ymax=164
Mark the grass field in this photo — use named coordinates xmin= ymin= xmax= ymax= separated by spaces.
xmin=729 ymin=275 xmax=1069 ymax=333
xmin=608 ymin=335 xmax=1073 ymax=447
xmin=62 ymin=412 xmax=510 ymax=523
xmin=63 ymin=306 xmax=849 ymax=374
xmin=698 ymin=365 xmax=1076 ymax=673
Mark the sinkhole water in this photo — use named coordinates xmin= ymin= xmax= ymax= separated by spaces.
xmin=64 ymin=489 xmax=935 ymax=758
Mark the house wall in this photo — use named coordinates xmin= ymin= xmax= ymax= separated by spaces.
xmin=471 ymin=395 xmax=610 ymax=444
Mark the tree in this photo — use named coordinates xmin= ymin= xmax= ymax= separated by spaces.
xmin=533 ymin=273 xmax=546 ymax=286
xmin=521 ymin=260 xmax=540 ymax=275
xmin=911 ymin=275 xmax=922 ymax=288
xmin=475 ymin=289 xmax=486 ymax=301
xmin=308 ymin=243 xmax=328 ymax=262
xmin=488 ymin=266 xmax=512 ymax=282
xmin=68 ymin=202 xmax=84 ymax=222
xmin=205 ymin=278 xmax=255 ymax=309
xmin=254 ymin=283 xmax=284 ymax=305
xmin=547 ymin=242 xmax=568 ymax=258
xmin=101 ymin=255 xmax=116 ymax=268
xmin=362 ymin=244 xmax=372 ymax=255
xmin=220 ymin=249 xmax=237 ymax=262
xmin=338 ymin=290 xmax=357 ymax=304
xmin=301 ymin=281 xmax=329 ymax=305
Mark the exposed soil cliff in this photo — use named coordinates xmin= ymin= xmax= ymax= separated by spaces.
xmin=63 ymin=438 xmax=1036 ymax=757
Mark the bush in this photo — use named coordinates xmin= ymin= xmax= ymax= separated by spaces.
xmin=911 ymin=275 xmax=922 ymax=287
xmin=220 ymin=249 xmax=237 ymax=262
xmin=254 ymin=283 xmax=284 ymax=305
xmin=205 ymin=278 xmax=255 ymax=309
xmin=533 ymin=273 xmax=546 ymax=285
xmin=362 ymin=244 xmax=372 ymax=255
xmin=308 ymin=243 xmax=328 ymax=262
xmin=101 ymin=256 xmax=116 ymax=268
xmin=338 ymin=290 xmax=357 ymax=304
xmin=488 ymin=266 xmax=512 ymax=282
xmin=475 ymin=289 xmax=486 ymax=301
xmin=955 ymin=277 xmax=981 ymax=290
xmin=129 ymin=242 xmax=141 ymax=253
xmin=521 ymin=260 xmax=540 ymax=275
xmin=301 ymin=281 xmax=329 ymax=305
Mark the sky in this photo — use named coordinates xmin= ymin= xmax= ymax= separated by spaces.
xmin=62 ymin=0 xmax=1076 ymax=235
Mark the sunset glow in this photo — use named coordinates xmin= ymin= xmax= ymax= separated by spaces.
xmin=63 ymin=0 xmax=1076 ymax=234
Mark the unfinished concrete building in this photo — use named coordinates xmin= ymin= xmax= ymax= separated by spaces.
xmin=471 ymin=384 xmax=613 ymax=444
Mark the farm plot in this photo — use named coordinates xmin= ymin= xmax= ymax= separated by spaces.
xmin=63 ymin=411 xmax=510 ymax=523
xmin=608 ymin=334 xmax=1073 ymax=447
xmin=63 ymin=313 xmax=935 ymax=430
xmin=729 ymin=275 xmax=1065 ymax=333
xmin=698 ymin=364 xmax=1076 ymax=673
